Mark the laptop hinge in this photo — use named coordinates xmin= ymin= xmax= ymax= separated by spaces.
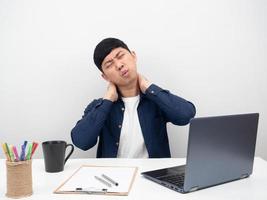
xmin=240 ymin=173 xmax=249 ymax=179
xmin=189 ymin=186 xmax=199 ymax=192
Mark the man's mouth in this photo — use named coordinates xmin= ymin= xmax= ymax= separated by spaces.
xmin=121 ymin=69 xmax=129 ymax=77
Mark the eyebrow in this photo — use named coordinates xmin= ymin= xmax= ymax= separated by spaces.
xmin=104 ymin=59 xmax=112 ymax=66
xmin=115 ymin=50 xmax=123 ymax=58
xmin=104 ymin=51 xmax=123 ymax=66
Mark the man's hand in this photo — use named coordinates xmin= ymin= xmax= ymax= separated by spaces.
xmin=103 ymin=82 xmax=118 ymax=102
xmin=138 ymin=74 xmax=152 ymax=93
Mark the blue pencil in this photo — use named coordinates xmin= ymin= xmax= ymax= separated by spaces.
xmin=20 ymin=141 xmax=27 ymax=161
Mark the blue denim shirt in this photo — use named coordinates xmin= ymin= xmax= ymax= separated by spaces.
xmin=71 ymin=84 xmax=196 ymax=158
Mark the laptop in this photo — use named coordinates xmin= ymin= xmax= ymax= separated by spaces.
xmin=141 ymin=113 xmax=259 ymax=193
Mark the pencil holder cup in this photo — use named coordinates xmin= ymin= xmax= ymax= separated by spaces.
xmin=6 ymin=160 xmax=33 ymax=198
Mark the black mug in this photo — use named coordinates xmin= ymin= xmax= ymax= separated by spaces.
xmin=42 ymin=140 xmax=74 ymax=173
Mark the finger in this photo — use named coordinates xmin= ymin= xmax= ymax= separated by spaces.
xmin=138 ymin=73 xmax=142 ymax=81
xmin=109 ymin=82 xmax=116 ymax=87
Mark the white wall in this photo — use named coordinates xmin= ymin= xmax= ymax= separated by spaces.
xmin=0 ymin=0 xmax=266 ymax=160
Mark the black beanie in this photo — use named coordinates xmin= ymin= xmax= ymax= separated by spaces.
xmin=93 ymin=38 xmax=130 ymax=71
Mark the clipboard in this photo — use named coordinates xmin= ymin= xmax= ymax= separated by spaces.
xmin=54 ymin=165 xmax=138 ymax=196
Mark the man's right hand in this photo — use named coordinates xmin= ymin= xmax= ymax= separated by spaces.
xmin=103 ymin=82 xmax=118 ymax=102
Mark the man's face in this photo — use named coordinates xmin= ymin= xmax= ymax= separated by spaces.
xmin=101 ymin=47 xmax=138 ymax=87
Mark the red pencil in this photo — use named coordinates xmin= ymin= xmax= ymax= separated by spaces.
xmin=30 ymin=142 xmax=38 ymax=159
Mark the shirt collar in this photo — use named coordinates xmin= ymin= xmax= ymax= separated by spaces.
xmin=117 ymin=90 xmax=146 ymax=103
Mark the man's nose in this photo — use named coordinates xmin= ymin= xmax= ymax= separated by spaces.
xmin=114 ymin=60 xmax=123 ymax=71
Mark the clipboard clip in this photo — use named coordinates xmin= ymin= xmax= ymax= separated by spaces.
xmin=75 ymin=187 xmax=108 ymax=194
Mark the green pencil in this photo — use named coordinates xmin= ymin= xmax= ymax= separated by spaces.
xmin=5 ymin=143 xmax=12 ymax=162
xmin=9 ymin=145 xmax=15 ymax=162
xmin=2 ymin=143 xmax=11 ymax=161
xmin=26 ymin=143 xmax=33 ymax=160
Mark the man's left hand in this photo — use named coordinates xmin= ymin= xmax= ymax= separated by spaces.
xmin=138 ymin=74 xmax=152 ymax=93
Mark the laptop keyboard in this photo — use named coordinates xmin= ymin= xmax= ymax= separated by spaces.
xmin=159 ymin=173 xmax=185 ymax=187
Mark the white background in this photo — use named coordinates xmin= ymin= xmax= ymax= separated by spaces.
xmin=0 ymin=0 xmax=266 ymax=160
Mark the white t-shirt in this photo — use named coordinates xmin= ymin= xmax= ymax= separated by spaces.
xmin=117 ymin=95 xmax=149 ymax=158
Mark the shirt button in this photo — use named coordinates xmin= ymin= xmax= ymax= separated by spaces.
xmin=151 ymin=90 xmax=155 ymax=94
xmin=121 ymin=107 xmax=125 ymax=111
xmin=118 ymin=125 xmax=122 ymax=128
xmin=116 ymin=142 xmax=119 ymax=146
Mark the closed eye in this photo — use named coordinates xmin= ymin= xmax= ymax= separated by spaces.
xmin=105 ymin=63 xmax=112 ymax=69
xmin=118 ymin=53 xmax=125 ymax=59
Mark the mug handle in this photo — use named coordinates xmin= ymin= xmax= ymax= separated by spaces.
xmin=64 ymin=144 xmax=74 ymax=164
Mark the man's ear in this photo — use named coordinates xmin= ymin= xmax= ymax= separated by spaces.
xmin=101 ymin=73 xmax=110 ymax=82
xmin=131 ymin=51 xmax=137 ymax=61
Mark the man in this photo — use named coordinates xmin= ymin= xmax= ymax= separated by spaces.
xmin=71 ymin=38 xmax=196 ymax=158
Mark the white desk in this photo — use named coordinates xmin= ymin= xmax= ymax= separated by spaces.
xmin=1 ymin=157 xmax=267 ymax=200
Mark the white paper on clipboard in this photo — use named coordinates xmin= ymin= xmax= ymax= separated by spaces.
xmin=54 ymin=165 xmax=138 ymax=196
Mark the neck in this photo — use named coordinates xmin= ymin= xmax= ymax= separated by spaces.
xmin=118 ymin=78 xmax=140 ymax=98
